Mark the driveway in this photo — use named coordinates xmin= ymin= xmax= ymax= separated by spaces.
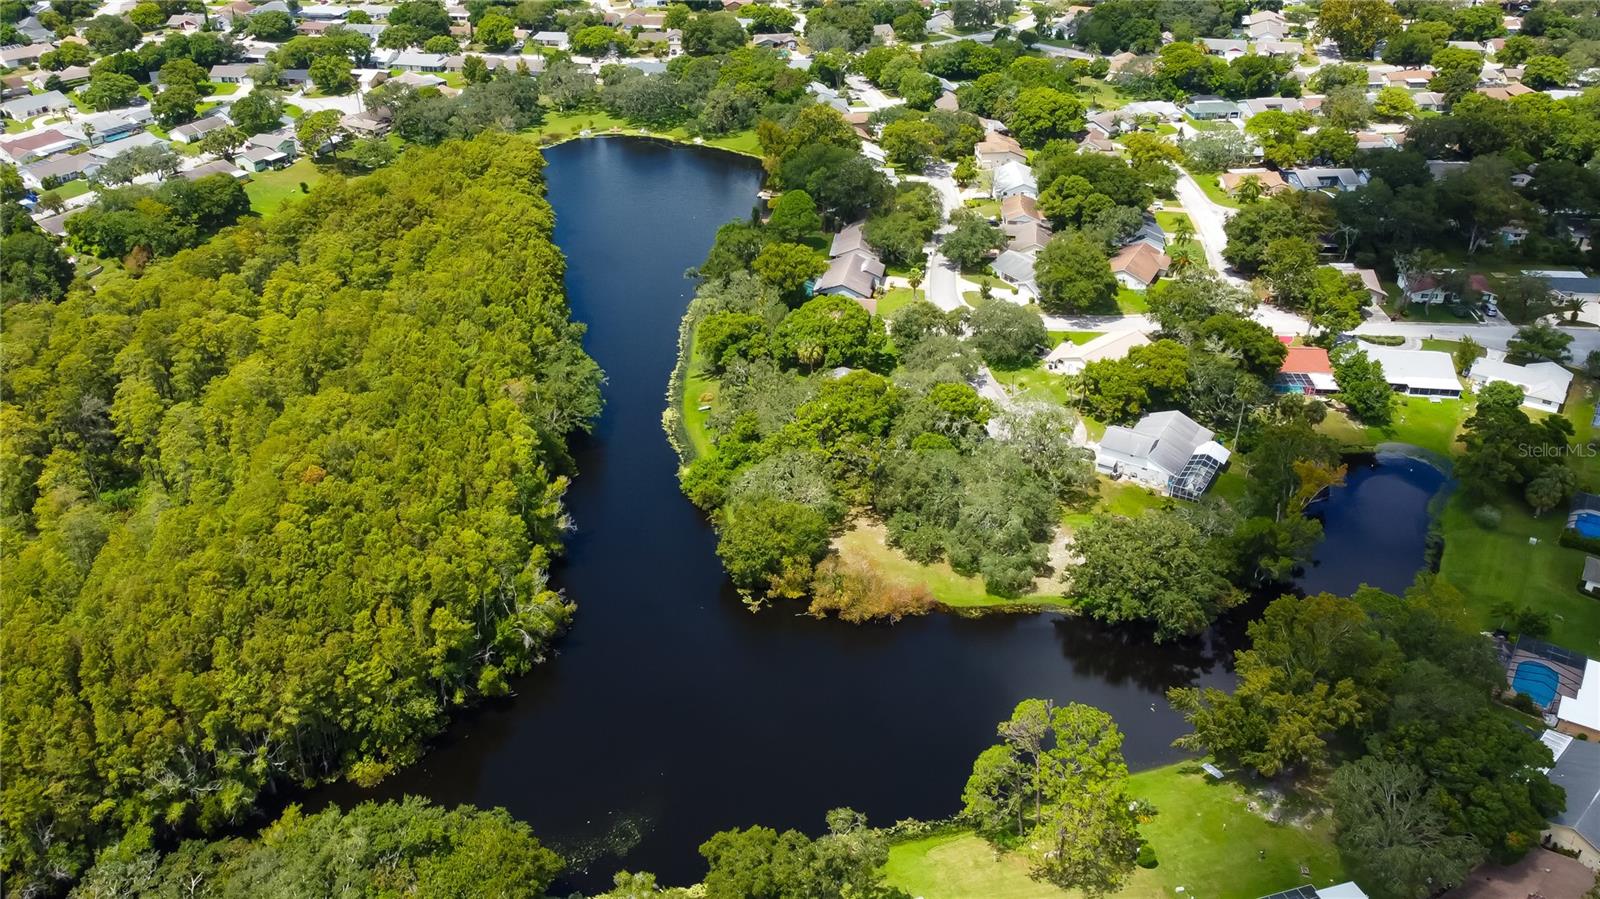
xmin=1172 ymin=168 xmax=1242 ymax=284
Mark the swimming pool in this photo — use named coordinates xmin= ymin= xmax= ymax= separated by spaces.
xmin=1512 ymin=660 xmax=1560 ymax=709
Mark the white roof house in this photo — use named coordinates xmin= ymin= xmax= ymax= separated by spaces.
xmin=1468 ymin=357 xmax=1574 ymax=412
xmin=991 ymin=250 xmax=1037 ymax=295
xmin=1 ymin=90 xmax=70 ymax=121
xmin=1095 ymin=410 xmax=1231 ymax=500
xmin=990 ymin=160 xmax=1037 ymax=199
xmin=1362 ymin=347 xmax=1462 ymax=397
xmin=1560 ymin=659 xmax=1600 ymax=736
xmin=1045 ymin=330 xmax=1151 ymax=375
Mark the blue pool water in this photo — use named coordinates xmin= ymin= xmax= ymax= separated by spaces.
xmin=1574 ymin=512 xmax=1600 ymax=539
xmin=1512 ymin=660 xmax=1560 ymax=708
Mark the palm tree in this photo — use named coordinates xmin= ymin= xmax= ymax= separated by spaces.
xmin=908 ymin=263 xmax=925 ymax=300
xmin=1172 ymin=216 xmax=1195 ymax=247
xmin=1235 ymin=174 xmax=1264 ymax=205
xmin=1167 ymin=243 xmax=1200 ymax=274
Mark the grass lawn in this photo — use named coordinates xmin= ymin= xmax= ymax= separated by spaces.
xmin=5 ymin=116 xmax=28 ymax=133
xmin=283 ymin=103 xmax=304 ymax=118
xmin=992 ymin=365 xmax=1071 ymax=405
xmin=681 ymin=368 xmax=718 ymax=459
xmin=969 ymin=271 xmax=1020 ymax=295
xmin=1319 ymin=395 xmax=1467 ymax=458
xmin=1075 ymin=75 xmax=1125 ymax=110
xmin=1115 ymin=287 xmax=1149 ymax=314
xmin=877 ymin=287 xmax=920 ymax=319
xmin=1420 ymin=338 xmax=1464 ymax=354
xmin=965 ymin=197 xmax=1001 ymax=218
xmin=1153 ymin=210 xmax=1192 ymax=235
xmin=244 ymin=158 xmax=324 ymax=216
xmin=1438 ymin=377 xmax=1600 ymax=654
xmin=525 ymin=110 xmax=760 ymax=157
xmin=48 ymin=179 xmax=91 ymax=200
xmin=1439 ymin=492 xmax=1600 ymax=655
xmin=205 ymin=81 xmax=239 ymax=96
xmin=1186 ymin=169 xmax=1240 ymax=209
xmin=1381 ymin=300 xmax=1477 ymax=323
xmin=833 ymin=521 xmax=1070 ymax=609
xmin=1048 ymin=330 xmax=1102 ymax=346
xmin=883 ymin=763 xmax=1344 ymax=899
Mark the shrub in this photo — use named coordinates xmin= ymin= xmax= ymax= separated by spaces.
xmin=1136 ymin=843 xmax=1158 ymax=868
xmin=1560 ymin=530 xmax=1600 ymax=553
xmin=1472 ymin=504 xmax=1502 ymax=530
xmin=1356 ymin=334 xmax=1405 ymax=346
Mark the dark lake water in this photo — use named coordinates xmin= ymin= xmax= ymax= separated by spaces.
xmin=1295 ymin=451 xmax=1450 ymax=597
xmin=314 ymin=137 xmax=1245 ymax=890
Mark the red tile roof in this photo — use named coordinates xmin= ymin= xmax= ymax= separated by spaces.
xmin=1281 ymin=346 xmax=1332 ymax=374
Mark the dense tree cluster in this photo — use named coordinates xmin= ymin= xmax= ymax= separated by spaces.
xmin=1073 ymin=0 xmax=1245 ymax=53
xmin=1170 ymin=580 xmax=1564 ymax=899
xmin=0 ymin=136 xmax=603 ymax=892
xmin=1 ymin=166 xmax=74 ymax=306
xmin=72 ymin=800 xmax=563 ymax=899
xmin=63 ymin=173 xmax=249 ymax=267
xmin=962 ymin=700 xmax=1141 ymax=895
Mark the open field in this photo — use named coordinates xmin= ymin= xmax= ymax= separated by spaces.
xmin=883 ymin=763 xmax=1345 ymax=899
xmin=244 ymin=158 xmax=324 ymax=216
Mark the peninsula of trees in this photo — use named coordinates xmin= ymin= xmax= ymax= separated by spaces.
xmin=0 ymin=135 xmax=603 ymax=892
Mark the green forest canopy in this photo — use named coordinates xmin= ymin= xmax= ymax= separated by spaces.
xmin=0 ymin=134 xmax=603 ymax=891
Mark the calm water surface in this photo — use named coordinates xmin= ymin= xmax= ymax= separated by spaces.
xmin=317 ymin=138 xmax=1245 ymax=890
xmin=1295 ymin=452 xmax=1450 ymax=596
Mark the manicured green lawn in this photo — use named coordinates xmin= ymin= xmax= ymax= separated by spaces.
xmin=244 ymin=158 xmax=324 ymax=216
xmin=205 ymin=81 xmax=239 ymax=96
xmin=525 ymin=110 xmax=760 ymax=157
xmin=965 ymin=197 xmax=1001 ymax=218
xmin=48 ymin=179 xmax=91 ymax=200
xmin=833 ymin=521 xmax=1070 ymax=609
xmin=1047 ymin=330 xmax=1101 ymax=346
xmin=1064 ymin=477 xmax=1171 ymax=532
xmin=877 ymin=287 xmax=919 ymax=319
xmin=1420 ymin=338 xmax=1463 ymax=354
xmin=1075 ymin=75 xmax=1125 ymax=110
xmin=1116 ymin=286 xmax=1149 ymax=314
xmin=992 ymin=365 xmax=1071 ymax=405
xmin=1439 ymin=491 xmax=1600 ymax=654
xmin=883 ymin=763 xmax=1344 ymax=899
xmin=1185 ymin=169 xmax=1240 ymax=209
xmin=1153 ymin=211 xmax=1191 ymax=235
xmin=681 ymin=368 xmax=718 ymax=459
xmin=1319 ymin=395 xmax=1467 ymax=458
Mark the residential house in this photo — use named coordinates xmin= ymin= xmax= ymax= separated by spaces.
xmin=1044 ymin=330 xmax=1150 ymax=375
xmin=1401 ymin=270 xmax=1496 ymax=304
xmin=926 ymin=11 xmax=954 ymax=33
xmin=0 ymin=43 xmax=50 ymax=68
xmin=1000 ymin=193 xmax=1042 ymax=226
xmin=1355 ymin=131 xmax=1399 ymax=150
xmin=752 ymin=33 xmax=798 ymax=51
xmin=1079 ymin=133 xmax=1117 ymax=154
xmin=0 ymin=75 xmax=27 ymax=99
xmin=279 ymin=69 xmax=311 ymax=88
xmin=531 ymin=30 xmax=570 ymax=50
xmin=814 ymin=250 xmax=886 ymax=308
xmin=1283 ymin=167 xmax=1366 ymax=192
xmin=1219 ymin=168 xmax=1286 ymax=195
xmin=828 ymin=222 xmax=872 ymax=258
xmin=620 ymin=10 xmax=668 ymax=30
xmin=1184 ymin=97 xmax=1242 ymax=120
xmin=1095 ymin=410 xmax=1231 ymax=499
xmin=1586 ymin=556 xmax=1600 ymax=594
xmin=53 ymin=66 xmax=90 ymax=87
xmin=1107 ymin=51 xmax=1140 ymax=77
xmin=180 ymin=159 xmax=246 ymax=181
xmin=1468 ymin=357 xmax=1574 ymax=412
xmin=1 ymin=90 xmax=70 ymax=121
xmin=1412 ymin=91 xmax=1447 ymax=112
xmin=1386 ymin=68 xmax=1434 ymax=89
xmin=1127 ymin=213 xmax=1166 ymax=251
xmin=1275 ymin=346 xmax=1339 ymax=395
xmin=934 ymin=91 xmax=959 ymax=112
xmin=1003 ymin=220 xmax=1052 ymax=253
xmin=1244 ymin=10 xmax=1288 ymax=40
xmin=13 ymin=16 xmax=51 ymax=43
xmin=87 ymin=131 xmax=167 ymax=161
xmin=170 ymin=115 xmax=232 ymax=144
xmin=1362 ymin=346 xmax=1463 ymax=397
xmin=872 ymin=23 xmax=895 ymax=45
xmin=211 ymin=64 xmax=253 ymax=83
xmin=1199 ymin=38 xmax=1248 ymax=60
xmin=238 ymin=144 xmax=291 ymax=173
xmin=1110 ymin=242 xmax=1169 ymax=290
xmin=1478 ymin=83 xmax=1536 ymax=100
xmin=1241 ymin=96 xmax=1305 ymax=119
xmin=341 ymin=107 xmax=393 ymax=137
xmin=1528 ymin=269 xmax=1600 ymax=302
xmin=166 ymin=12 xmax=209 ymax=31
xmin=0 ymin=128 xmax=80 ymax=164
xmin=392 ymin=51 xmax=448 ymax=72
xmin=991 ymin=250 xmax=1037 ymax=295
xmin=21 ymin=152 xmax=100 ymax=189
xmin=974 ymin=131 xmax=1025 ymax=168
xmin=299 ymin=5 xmax=349 ymax=22
xmin=1328 ymin=262 xmax=1386 ymax=305
xmin=1545 ymin=730 xmax=1600 ymax=868
xmin=990 ymin=160 xmax=1038 ymax=199
xmin=78 ymin=109 xmax=152 ymax=144
xmin=1255 ymin=40 xmax=1303 ymax=57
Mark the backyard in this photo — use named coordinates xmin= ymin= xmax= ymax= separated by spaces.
xmin=244 ymin=158 xmax=324 ymax=215
xmin=883 ymin=763 xmax=1344 ymax=899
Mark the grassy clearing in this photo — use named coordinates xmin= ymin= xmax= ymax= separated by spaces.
xmin=1075 ymin=75 xmax=1125 ymax=110
xmin=832 ymin=521 xmax=1071 ymax=609
xmin=244 ymin=158 xmax=325 ymax=216
xmin=992 ymin=365 xmax=1071 ymax=405
xmin=1116 ymin=287 xmax=1150 ymax=314
xmin=1186 ymin=169 xmax=1240 ymax=209
xmin=1153 ymin=210 xmax=1192 ymax=235
xmin=882 ymin=763 xmax=1344 ymax=899
xmin=1063 ymin=477 xmax=1171 ymax=532
xmin=1318 ymin=395 xmax=1467 ymax=458
xmin=1439 ymin=491 xmax=1600 ymax=654
xmin=1048 ymin=330 xmax=1102 ymax=345
xmin=876 ymin=287 xmax=919 ymax=318
xmin=526 ymin=109 xmax=761 ymax=157
xmin=48 ymin=179 xmax=91 ymax=200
